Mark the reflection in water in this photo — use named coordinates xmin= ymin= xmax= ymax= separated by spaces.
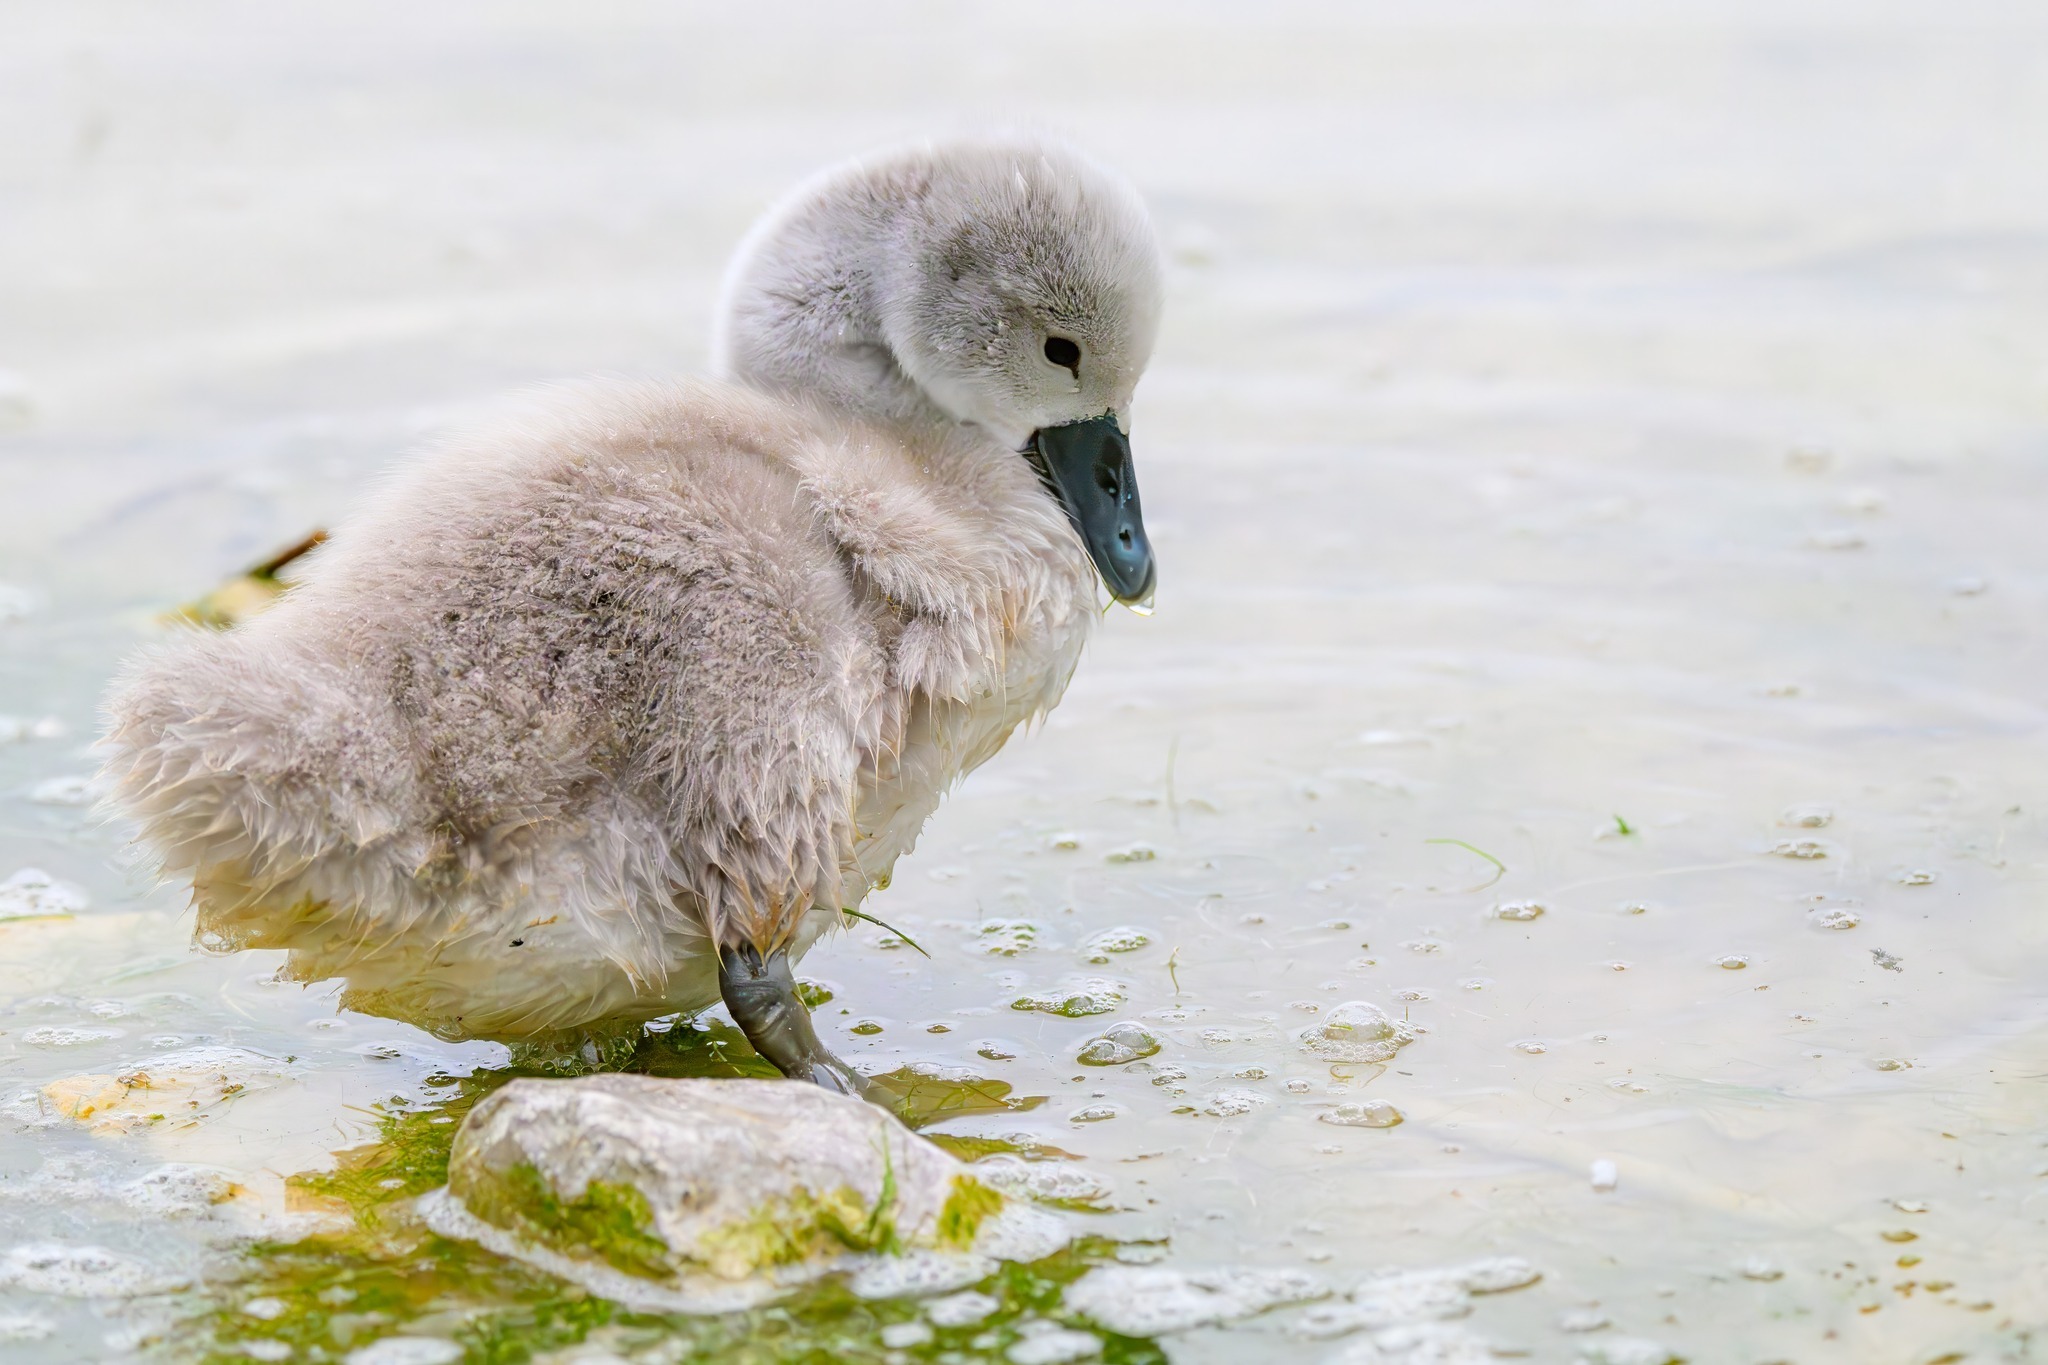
xmin=170 ymin=1029 xmax=1166 ymax=1364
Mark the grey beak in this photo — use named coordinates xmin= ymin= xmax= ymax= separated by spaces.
xmin=1025 ymin=414 xmax=1157 ymax=606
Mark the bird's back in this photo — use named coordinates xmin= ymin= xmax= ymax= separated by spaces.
xmin=102 ymin=378 xmax=1092 ymax=1040
xmin=104 ymin=382 xmax=873 ymax=1036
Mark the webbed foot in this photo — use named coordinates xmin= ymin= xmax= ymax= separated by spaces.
xmin=717 ymin=942 xmax=872 ymax=1099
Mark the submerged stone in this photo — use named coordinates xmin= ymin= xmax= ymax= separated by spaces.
xmin=427 ymin=1076 xmax=1067 ymax=1310
xmin=13 ymin=1046 xmax=298 ymax=1135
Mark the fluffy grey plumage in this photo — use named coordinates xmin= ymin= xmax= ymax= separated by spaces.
xmin=100 ymin=139 xmax=1164 ymax=1042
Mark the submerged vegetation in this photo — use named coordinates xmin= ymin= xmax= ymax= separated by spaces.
xmin=166 ymin=1018 xmax=1167 ymax=1365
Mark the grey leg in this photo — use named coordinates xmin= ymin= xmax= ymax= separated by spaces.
xmin=717 ymin=942 xmax=871 ymax=1098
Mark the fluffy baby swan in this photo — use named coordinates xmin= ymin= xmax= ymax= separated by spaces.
xmin=101 ymin=139 xmax=1163 ymax=1094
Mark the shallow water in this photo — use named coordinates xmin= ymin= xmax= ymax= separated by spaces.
xmin=5 ymin=3 xmax=2048 ymax=1361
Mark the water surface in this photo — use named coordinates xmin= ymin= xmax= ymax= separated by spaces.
xmin=5 ymin=4 xmax=2047 ymax=1361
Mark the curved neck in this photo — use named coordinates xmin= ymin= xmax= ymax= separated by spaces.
xmin=713 ymin=188 xmax=953 ymax=432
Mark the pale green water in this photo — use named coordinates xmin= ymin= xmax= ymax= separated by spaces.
xmin=4 ymin=4 xmax=2048 ymax=1362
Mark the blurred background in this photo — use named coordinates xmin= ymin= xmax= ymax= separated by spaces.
xmin=4 ymin=4 xmax=2048 ymax=1363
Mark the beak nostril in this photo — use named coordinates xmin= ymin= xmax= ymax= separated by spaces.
xmin=1119 ymin=529 xmax=1132 ymax=547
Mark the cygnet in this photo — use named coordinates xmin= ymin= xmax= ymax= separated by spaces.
xmin=101 ymin=138 xmax=1163 ymax=1094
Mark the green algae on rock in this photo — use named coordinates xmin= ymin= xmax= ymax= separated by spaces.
xmin=170 ymin=1033 xmax=1164 ymax=1365
xmin=434 ymin=1075 xmax=1071 ymax=1307
xmin=464 ymin=1165 xmax=673 ymax=1280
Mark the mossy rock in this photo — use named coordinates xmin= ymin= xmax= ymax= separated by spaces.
xmin=438 ymin=1076 xmax=1065 ymax=1304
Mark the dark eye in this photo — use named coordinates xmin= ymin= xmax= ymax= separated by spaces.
xmin=1043 ymin=335 xmax=1081 ymax=373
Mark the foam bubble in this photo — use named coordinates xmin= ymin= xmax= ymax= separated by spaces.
xmin=846 ymin=1249 xmax=993 ymax=1300
xmin=341 ymin=1339 xmax=465 ymax=1365
xmin=925 ymin=1290 xmax=1000 ymax=1326
xmin=1011 ymin=978 xmax=1127 ymax=1018
xmin=22 ymin=1026 xmax=123 ymax=1047
xmin=0 ymin=1243 xmax=180 ymax=1298
xmin=1082 ymin=926 xmax=1150 ymax=961
xmin=1320 ymin=1100 xmax=1403 ymax=1129
xmin=1063 ymin=1264 xmax=1324 ymax=1336
xmin=976 ymin=1156 xmax=1112 ymax=1209
xmin=0 ymin=868 xmax=88 ymax=920
xmin=1076 ymin=1021 xmax=1160 ymax=1066
xmin=1328 ymin=1320 xmax=1497 ymax=1363
xmin=1297 ymin=1002 xmax=1411 ymax=1063
xmin=123 ymin=1163 xmax=238 ymax=1216
xmin=1005 ymin=1326 xmax=1103 ymax=1364
xmin=1576 ymin=1339 xmax=1682 ymax=1365
xmin=0 ymin=1312 xmax=55 ymax=1343
xmin=976 ymin=920 xmax=1041 ymax=956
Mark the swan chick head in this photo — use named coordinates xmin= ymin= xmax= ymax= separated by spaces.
xmin=873 ymin=139 xmax=1164 ymax=450
xmin=718 ymin=136 xmax=1166 ymax=605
